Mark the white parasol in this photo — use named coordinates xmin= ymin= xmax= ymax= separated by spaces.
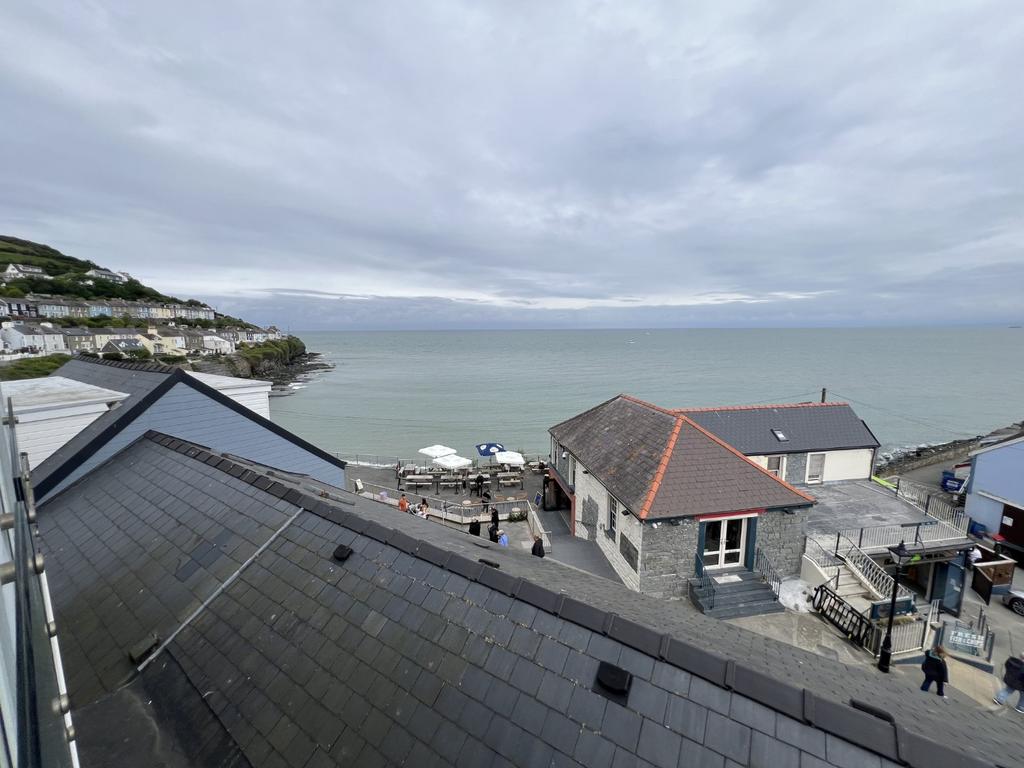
xmin=419 ymin=444 xmax=456 ymax=459
xmin=434 ymin=454 xmax=472 ymax=470
xmin=493 ymin=450 xmax=525 ymax=466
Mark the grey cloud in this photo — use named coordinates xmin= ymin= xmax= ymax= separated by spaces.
xmin=0 ymin=1 xmax=1022 ymax=327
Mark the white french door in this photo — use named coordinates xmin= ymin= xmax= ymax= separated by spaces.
xmin=702 ymin=517 xmax=748 ymax=570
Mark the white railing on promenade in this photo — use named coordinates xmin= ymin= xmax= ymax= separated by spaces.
xmin=356 ymin=480 xmax=534 ymax=525
xmin=894 ymin=478 xmax=970 ymax=535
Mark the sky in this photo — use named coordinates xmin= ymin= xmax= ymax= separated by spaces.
xmin=1 ymin=2 xmax=1022 ymax=330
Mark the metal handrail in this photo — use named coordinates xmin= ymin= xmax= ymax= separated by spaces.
xmin=754 ymin=547 xmax=782 ymax=599
xmin=812 ymin=582 xmax=874 ymax=648
xmin=805 ymin=536 xmax=843 ymax=569
xmin=690 ymin=553 xmax=716 ymax=611
xmin=829 ymin=533 xmax=914 ymax=604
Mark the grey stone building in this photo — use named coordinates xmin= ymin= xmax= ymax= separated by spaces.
xmin=547 ymin=395 xmax=815 ymax=606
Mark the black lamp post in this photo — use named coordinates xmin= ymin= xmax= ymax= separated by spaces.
xmin=877 ymin=539 xmax=910 ymax=673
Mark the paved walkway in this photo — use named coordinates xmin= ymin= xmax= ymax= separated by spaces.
xmin=533 ymin=504 xmax=623 ymax=583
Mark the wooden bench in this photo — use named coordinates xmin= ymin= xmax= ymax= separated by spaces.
xmin=438 ymin=476 xmax=462 ymax=492
xmin=498 ymin=473 xmax=524 ymax=489
xmin=404 ymin=475 xmax=434 ymax=489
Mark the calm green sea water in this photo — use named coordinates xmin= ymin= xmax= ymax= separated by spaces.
xmin=270 ymin=328 xmax=1024 ymax=461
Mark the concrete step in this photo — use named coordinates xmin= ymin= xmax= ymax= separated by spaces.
xmin=712 ymin=585 xmax=777 ymax=607
xmin=709 ymin=600 xmax=786 ymax=620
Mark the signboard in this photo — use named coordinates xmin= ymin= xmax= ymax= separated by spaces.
xmin=870 ymin=595 xmax=916 ymax=620
xmin=1003 ymin=516 xmax=1014 ymax=528
xmin=947 ymin=628 xmax=985 ymax=656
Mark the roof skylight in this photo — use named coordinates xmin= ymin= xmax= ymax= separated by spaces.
xmin=771 ymin=428 xmax=789 ymax=442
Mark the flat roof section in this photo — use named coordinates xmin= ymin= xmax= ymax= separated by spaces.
xmin=804 ymin=479 xmax=931 ymax=537
xmin=2 ymin=376 xmax=129 ymax=412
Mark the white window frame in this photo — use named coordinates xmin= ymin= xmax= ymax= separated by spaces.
xmin=806 ymin=453 xmax=826 ymax=484
xmin=702 ymin=515 xmax=751 ymax=571
xmin=607 ymin=495 xmax=618 ymax=539
xmin=766 ymin=455 xmax=787 ymax=479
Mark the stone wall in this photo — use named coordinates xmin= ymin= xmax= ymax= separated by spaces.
xmin=756 ymin=509 xmax=807 ymax=576
xmin=639 ymin=518 xmax=700 ymax=599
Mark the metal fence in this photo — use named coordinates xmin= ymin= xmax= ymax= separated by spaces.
xmin=754 ymin=548 xmax=782 ymax=599
xmin=1 ymin=394 xmax=77 ymax=767
xmin=815 ymin=533 xmax=915 ymax=604
xmin=689 ymin=553 xmax=716 ymax=611
xmin=867 ymin=616 xmax=930 ymax=658
xmin=337 ymin=452 xmax=548 ymax=469
xmin=356 ymin=480 xmax=534 ymax=527
xmin=894 ymin=478 xmax=970 ymax=535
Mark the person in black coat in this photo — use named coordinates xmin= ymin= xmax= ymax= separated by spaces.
xmin=468 ymin=519 xmax=481 ymax=537
xmin=490 ymin=508 xmax=499 ymax=528
xmin=487 ymin=522 xmax=499 ymax=542
xmin=920 ymin=645 xmax=949 ymax=697
xmin=531 ymin=535 xmax=545 ymax=558
xmin=994 ymin=652 xmax=1024 ymax=711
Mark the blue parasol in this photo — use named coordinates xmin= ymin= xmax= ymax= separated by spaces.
xmin=476 ymin=442 xmax=504 ymax=457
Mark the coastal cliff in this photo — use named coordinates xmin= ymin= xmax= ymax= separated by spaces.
xmin=189 ymin=336 xmax=329 ymax=384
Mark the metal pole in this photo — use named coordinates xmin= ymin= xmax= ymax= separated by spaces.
xmin=878 ymin=556 xmax=903 ymax=673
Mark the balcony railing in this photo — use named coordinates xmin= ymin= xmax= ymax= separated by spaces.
xmin=1 ymin=393 xmax=76 ymax=768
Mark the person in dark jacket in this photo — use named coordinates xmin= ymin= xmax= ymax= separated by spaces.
xmin=468 ymin=519 xmax=481 ymax=537
xmin=993 ymin=652 xmax=1024 ymax=712
xmin=490 ymin=507 xmax=499 ymax=528
xmin=487 ymin=522 xmax=499 ymax=542
xmin=531 ymin=535 xmax=545 ymax=558
xmin=920 ymin=645 xmax=949 ymax=697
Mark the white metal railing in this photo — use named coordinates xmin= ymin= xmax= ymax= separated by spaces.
xmin=356 ymin=480 xmax=533 ymax=524
xmin=816 ymin=534 xmax=914 ymax=603
xmin=868 ymin=616 xmax=929 ymax=657
xmin=893 ymin=478 xmax=970 ymax=534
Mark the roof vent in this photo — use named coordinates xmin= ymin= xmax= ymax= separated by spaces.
xmin=479 ymin=558 xmax=500 ymax=569
xmin=771 ymin=428 xmax=789 ymax=442
xmin=332 ymin=544 xmax=353 ymax=562
xmin=593 ymin=661 xmax=632 ymax=704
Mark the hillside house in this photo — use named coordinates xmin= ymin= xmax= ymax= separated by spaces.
xmin=59 ymin=327 xmax=97 ymax=353
xmin=84 ymin=268 xmax=129 ymax=283
xmin=548 ymin=395 xmax=814 ymax=600
xmin=36 ymin=297 xmax=90 ymax=319
xmin=102 ymin=338 xmax=148 ymax=357
xmin=2 ymin=298 xmax=39 ymax=318
xmin=4 ymin=263 xmax=50 ymax=280
xmin=0 ymin=322 xmax=67 ymax=353
xmin=678 ymin=402 xmax=880 ymax=485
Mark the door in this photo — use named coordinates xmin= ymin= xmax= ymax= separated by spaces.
xmin=934 ymin=552 xmax=967 ymax=616
xmin=702 ymin=517 xmax=748 ymax=570
xmin=806 ymin=453 xmax=826 ymax=484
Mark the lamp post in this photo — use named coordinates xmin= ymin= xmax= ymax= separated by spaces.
xmin=877 ymin=540 xmax=910 ymax=673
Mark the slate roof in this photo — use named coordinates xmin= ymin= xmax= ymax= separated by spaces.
xmin=33 ymin=356 xmax=345 ymax=496
xmin=679 ymin=403 xmax=880 ymax=456
xmin=37 ymin=431 xmax=1020 ymax=768
xmin=550 ymin=395 xmax=813 ymax=519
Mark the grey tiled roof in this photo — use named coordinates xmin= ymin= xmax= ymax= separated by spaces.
xmin=680 ymin=403 xmax=880 ymax=455
xmin=550 ymin=396 xmax=813 ymax=519
xmin=38 ymin=432 xmax=1019 ymax=768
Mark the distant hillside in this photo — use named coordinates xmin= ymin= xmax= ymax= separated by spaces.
xmin=0 ymin=235 xmax=182 ymax=304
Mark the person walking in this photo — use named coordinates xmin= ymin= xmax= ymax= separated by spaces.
xmin=488 ymin=521 xmax=499 ymax=542
xmin=993 ymin=652 xmax=1024 ymax=712
xmin=531 ymin=535 xmax=545 ymax=558
xmin=920 ymin=645 xmax=949 ymax=697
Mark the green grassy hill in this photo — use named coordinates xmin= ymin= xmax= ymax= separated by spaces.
xmin=0 ymin=235 xmax=182 ymax=303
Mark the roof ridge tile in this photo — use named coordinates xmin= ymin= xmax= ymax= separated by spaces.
xmin=639 ymin=415 xmax=683 ymax=519
xmin=675 ymin=401 xmax=848 ymax=413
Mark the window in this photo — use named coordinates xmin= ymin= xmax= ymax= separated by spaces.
xmin=771 ymin=428 xmax=789 ymax=442
xmin=766 ymin=455 xmax=785 ymax=478
xmin=806 ymin=453 xmax=826 ymax=484
xmin=607 ymin=496 xmax=618 ymax=539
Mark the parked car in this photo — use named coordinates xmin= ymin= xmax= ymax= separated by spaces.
xmin=1002 ymin=588 xmax=1024 ymax=616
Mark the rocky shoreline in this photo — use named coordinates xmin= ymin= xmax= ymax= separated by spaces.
xmin=875 ymin=418 xmax=1024 ymax=477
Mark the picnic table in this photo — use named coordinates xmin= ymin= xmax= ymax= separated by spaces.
xmin=497 ymin=472 xmax=524 ymax=489
xmin=404 ymin=474 xmax=434 ymax=489
xmin=437 ymin=475 xmax=463 ymax=492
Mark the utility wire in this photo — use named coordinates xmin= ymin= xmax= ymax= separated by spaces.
xmin=828 ymin=390 xmax=978 ymax=438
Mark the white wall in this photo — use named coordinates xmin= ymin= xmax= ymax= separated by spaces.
xmin=749 ymin=448 xmax=873 ymax=483
xmin=575 ymin=463 xmax=642 ymax=591
xmin=15 ymin=403 xmax=111 ymax=468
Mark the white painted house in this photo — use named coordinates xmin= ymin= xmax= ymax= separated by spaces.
xmin=3 ymin=376 xmax=130 ymax=468
xmin=4 ymin=263 xmax=50 ymax=280
xmin=0 ymin=322 xmax=67 ymax=353
xmin=678 ymin=402 xmax=880 ymax=485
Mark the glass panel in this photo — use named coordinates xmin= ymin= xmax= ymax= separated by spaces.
xmin=704 ymin=552 xmax=721 ymax=566
xmin=725 ymin=519 xmax=743 ymax=550
xmin=808 ymin=454 xmax=825 ymax=480
xmin=703 ymin=521 xmax=722 ymax=555
xmin=723 ymin=549 xmax=742 ymax=565
xmin=767 ymin=456 xmax=782 ymax=476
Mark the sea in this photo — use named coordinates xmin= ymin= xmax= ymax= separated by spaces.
xmin=269 ymin=328 xmax=1024 ymax=463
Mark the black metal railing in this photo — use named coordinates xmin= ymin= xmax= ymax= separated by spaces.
xmin=689 ymin=553 xmax=716 ymax=611
xmin=754 ymin=547 xmax=782 ymax=599
xmin=812 ymin=582 xmax=874 ymax=648
xmin=2 ymin=394 xmax=75 ymax=768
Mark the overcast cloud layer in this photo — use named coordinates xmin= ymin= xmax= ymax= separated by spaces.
xmin=1 ymin=2 xmax=1022 ymax=329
